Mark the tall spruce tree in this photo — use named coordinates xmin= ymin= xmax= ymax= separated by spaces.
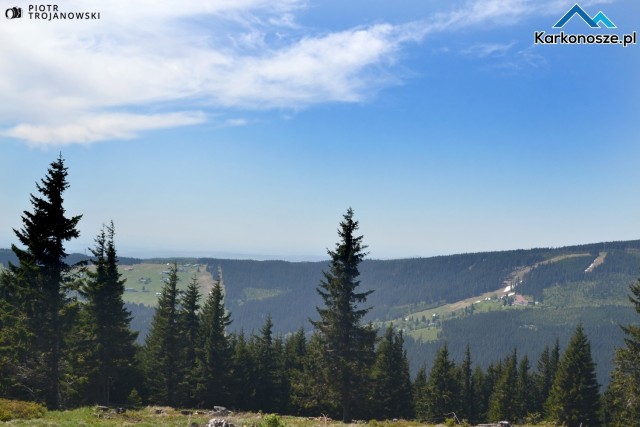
xmin=176 ymin=274 xmax=201 ymax=407
xmin=196 ymin=273 xmax=232 ymax=407
xmin=80 ymin=222 xmax=138 ymax=405
xmin=546 ymin=324 xmax=600 ymax=427
xmin=143 ymin=263 xmax=181 ymax=406
xmin=0 ymin=155 xmax=81 ymax=408
xmin=311 ymin=208 xmax=376 ymax=423
xmin=605 ymin=279 xmax=640 ymax=425
xmin=458 ymin=344 xmax=476 ymax=423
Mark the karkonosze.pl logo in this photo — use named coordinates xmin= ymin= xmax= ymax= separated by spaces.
xmin=535 ymin=4 xmax=636 ymax=47
xmin=5 ymin=6 xmax=22 ymax=19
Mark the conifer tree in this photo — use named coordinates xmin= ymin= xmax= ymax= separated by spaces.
xmin=143 ymin=263 xmax=181 ymax=406
xmin=413 ymin=365 xmax=428 ymax=421
xmin=488 ymin=350 xmax=518 ymax=422
xmin=196 ymin=273 xmax=232 ymax=407
xmin=80 ymin=223 xmax=138 ymax=405
xmin=605 ymin=279 xmax=640 ymax=425
xmin=458 ymin=344 xmax=475 ymax=423
xmin=230 ymin=331 xmax=256 ymax=410
xmin=311 ymin=208 xmax=376 ymax=423
xmin=282 ymin=328 xmax=307 ymax=413
xmin=370 ymin=326 xmax=413 ymax=420
xmin=539 ymin=339 xmax=561 ymax=417
xmin=0 ymin=155 xmax=81 ymax=408
xmin=176 ymin=274 xmax=201 ymax=407
xmin=534 ymin=345 xmax=551 ymax=414
xmin=419 ymin=343 xmax=459 ymax=423
xmin=289 ymin=332 xmax=337 ymax=416
xmin=546 ymin=324 xmax=600 ymax=427
xmin=252 ymin=314 xmax=283 ymax=412
xmin=471 ymin=365 xmax=488 ymax=422
xmin=516 ymin=355 xmax=534 ymax=420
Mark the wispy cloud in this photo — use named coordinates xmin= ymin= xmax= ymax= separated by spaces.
xmin=462 ymin=42 xmax=517 ymax=57
xmin=5 ymin=112 xmax=206 ymax=147
xmin=0 ymin=0 xmax=427 ymax=145
xmin=0 ymin=0 xmax=616 ymax=146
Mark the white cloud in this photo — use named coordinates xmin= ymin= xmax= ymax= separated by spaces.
xmin=0 ymin=0 xmax=425 ymax=146
xmin=4 ymin=112 xmax=206 ymax=146
xmin=0 ymin=0 xmax=616 ymax=146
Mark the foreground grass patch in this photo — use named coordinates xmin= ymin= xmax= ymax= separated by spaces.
xmin=0 ymin=399 xmax=47 ymax=422
xmin=3 ymin=406 xmax=213 ymax=426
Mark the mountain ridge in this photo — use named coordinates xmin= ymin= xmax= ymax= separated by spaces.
xmin=3 ymin=238 xmax=639 ymax=385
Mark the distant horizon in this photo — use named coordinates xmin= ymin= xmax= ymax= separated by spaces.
xmin=3 ymin=236 xmax=637 ymax=263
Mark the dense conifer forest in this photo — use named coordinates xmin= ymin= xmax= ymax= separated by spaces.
xmin=1 ymin=157 xmax=639 ymax=426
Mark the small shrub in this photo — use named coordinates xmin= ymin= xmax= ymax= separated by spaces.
xmin=444 ymin=418 xmax=456 ymax=427
xmin=261 ymin=413 xmax=286 ymax=427
xmin=0 ymin=398 xmax=47 ymax=421
xmin=127 ymin=388 xmax=143 ymax=406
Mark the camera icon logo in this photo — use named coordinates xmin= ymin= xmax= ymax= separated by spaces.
xmin=5 ymin=7 xmax=22 ymax=19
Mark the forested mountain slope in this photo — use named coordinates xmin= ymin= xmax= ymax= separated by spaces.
xmin=3 ymin=239 xmax=639 ymax=386
xmin=190 ymin=240 xmax=640 ymax=334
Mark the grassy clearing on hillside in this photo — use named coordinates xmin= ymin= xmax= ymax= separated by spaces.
xmin=384 ymin=286 xmax=531 ymax=342
xmin=115 ymin=263 xmax=215 ymax=306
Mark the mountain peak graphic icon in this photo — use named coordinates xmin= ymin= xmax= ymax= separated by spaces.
xmin=591 ymin=11 xmax=617 ymax=28
xmin=553 ymin=4 xmax=616 ymax=29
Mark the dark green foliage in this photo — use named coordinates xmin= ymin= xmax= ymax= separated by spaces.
xmin=288 ymin=332 xmax=338 ymax=416
xmin=73 ymin=223 xmax=139 ymax=405
xmin=251 ymin=315 xmax=284 ymax=412
xmin=471 ymin=365 xmax=488 ymax=422
xmin=229 ymin=331 xmax=256 ymax=410
xmin=416 ymin=344 xmax=459 ymax=423
xmin=311 ymin=208 xmax=376 ymax=423
xmin=458 ymin=344 xmax=476 ymax=423
xmin=516 ymin=355 xmax=534 ymax=420
xmin=370 ymin=326 xmax=413 ymax=420
xmin=605 ymin=279 xmax=640 ymax=425
xmin=196 ymin=273 xmax=232 ymax=407
xmin=0 ymin=155 xmax=82 ymax=409
xmin=488 ymin=350 xmax=518 ymax=422
xmin=143 ymin=264 xmax=181 ymax=406
xmin=546 ymin=324 xmax=600 ymax=427
xmin=536 ymin=339 xmax=560 ymax=416
xmin=412 ymin=365 xmax=428 ymax=420
xmin=281 ymin=328 xmax=307 ymax=413
xmin=406 ymin=305 xmax=634 ymax=387
xmin=176 ymin=274 xmax=201 ymax=407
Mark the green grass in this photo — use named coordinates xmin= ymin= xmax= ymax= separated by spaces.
xmin=3 ymin=406 xmax=214 ymax=426
xmin=115 ymin=263 xmax=214 ymax=306
xmin=1 ymin=406 xmax=550 ymax=427
xmin=240 ymin=287 xmax=289 ymax=303
xmin=385 ymin=289 xmax=529 ymax=342
xmin=0 ymin=399 xmax=46 ymax=422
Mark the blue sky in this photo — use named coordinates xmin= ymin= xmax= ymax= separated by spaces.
xmin=1 ymin=0 xmax=639 ymax=260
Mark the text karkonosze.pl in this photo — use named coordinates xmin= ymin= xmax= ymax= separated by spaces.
xmin=535 ymin=31 xmax=637 ymax=47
